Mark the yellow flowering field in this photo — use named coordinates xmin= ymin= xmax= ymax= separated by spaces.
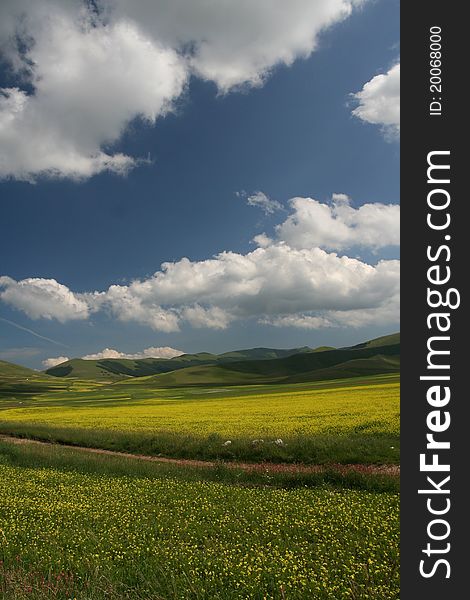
xmin=0 ymin=380 xmax=399 ymax=438
xmin=0 ymin=462 xmax=399 ymax=599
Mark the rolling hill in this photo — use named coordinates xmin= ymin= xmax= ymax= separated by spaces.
xmin=8 ymin=332 xmax=400 ymax=387
xmin=117 ymin=335 xmax=400 ymax=387
xmin=285 ymin=354 xmax=400 ymax=383
xmin=126 ymin=364 xmax=277 ymax=387
xmin=348 ymin=332 xmax=400 ymax=349
xmin=44 ymin=346 xmax=315 ymax=380
xmin=0 ymin=360 xmax=40 ymax=378
xmin=0 ymin=360 xmax=69 ymax=401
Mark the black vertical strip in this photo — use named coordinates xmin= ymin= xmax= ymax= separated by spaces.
xmin=401 ymin=3 xmax=466 ymax=598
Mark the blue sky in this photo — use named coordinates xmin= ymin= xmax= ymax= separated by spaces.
xmin=0 ymin=0 xmax=400 ymax=368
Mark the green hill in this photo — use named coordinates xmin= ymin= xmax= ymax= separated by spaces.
xmin=0 ymin=360 xmax=69 ymax=401
xmin=213 ymin=342 xmax=399 ymax=378
xmin=40 ymin=332 xmax=400 ymax=386
xmin=43 ymin=358 xmax=126 ymax=380
xmin=131 ymin=364 xmax=279 ymax=387
xmin=44 ymin=354 xmax=216 ymax=380
xmin=123 ymin=338 xmax=400 ymax=388
xmin=0 ymin=360 xmax=40 ymax=378
xmin=44 ymin=347 xmax=314 ymax=380
xmin=349 ymin=332 xmax=400 ymax=349
xmin=286 ymin=354 xmax=400 ymax=383
xmin=309 ymin=346 xmax=336 ymax=353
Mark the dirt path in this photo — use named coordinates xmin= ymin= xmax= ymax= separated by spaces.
xmin=0 ymin=434 xmax=400 ymax=477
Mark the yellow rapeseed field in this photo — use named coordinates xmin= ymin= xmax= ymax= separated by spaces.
xmin=0 ymin=381 xmax=399 ymax=438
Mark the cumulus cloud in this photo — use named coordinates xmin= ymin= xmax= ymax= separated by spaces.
xmin=264 ymin=289 xmax=399 ymax=329
xmin=92 ymin=285 xmax=181 ymax=332
xmin=108 ymin=0 xmax=365 ymax=91
xmin=42 ymin=356 xmax=70 ymax=369
xmin=0 ymin=0 xmax=365 ymax=181
xmin=0 ymin=189 xmax=399 ymax=331
xmin=352 ymin=62 xmax=400 ymax=139
xmin=0 ymin=7 xmax=187 ymax=180
xmin=327 ymin=291 xmax=399 ymax=327
xmin=0 ymin=276 xmax=89 ymax=321
xmin=180 ymin=305 xmax=233 ymax=330
xmin=81 ymin=346 xmax=184 ymax=360
xmin=1 ymin=246 xmax=399 ymax=331
xmin=267 ymin=193 xmax=399 ymax=251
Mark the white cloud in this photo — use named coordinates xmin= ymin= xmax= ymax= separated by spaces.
xmin=270 ymin=194 xmax=399 ymax=251
xmin=328 ymin=290 xmax=399 ymax=327
xmin=0 ymin=276 xmax=89 ymax=321
xmin=81 ymin=346 xmax=184 ymax=360
xmin=264 ymin=288 xmax=399 ymax=330
xmin=180 ymin=305 xmax=233 ymax=330
xmin=0 ymin=9 xmax=187 ymax=181
xmin=352 ymin=62 xmax=400 ymax=139
xmin=108 ymin=0 xmax=365 ymax=92
xmin=242 ymin=191 xmax=283 ymax=215
xmin=0 ymin=189 xmax=399 ymax=331
xmin=0 ymin=0 xmax=366 ymax=181
xmin=42 ymin=356 xmax=70 ymax=368
xmin=93 ymin=285 xmax=181 ymax=332
xmin=80 ymin=245 xmax=400 ymax=331
xmin=0 ymin=248 xmax=399 ymax=332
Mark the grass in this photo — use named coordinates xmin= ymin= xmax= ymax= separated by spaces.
xmin=0 ymin=439 xmax=399 ymax=492
xmin=0 ymin=425 xmax=399 ymax=466
xmin=0 ymin=368 xmax=400 ymax=598
xmin=0 ymin=439 xmax=399 ymax=599
xmin=0 ymin=376 xmax=400 ymax=464
xmin=0 ymin=376 xmax=101 ymax=405
xmin=350 ymin=333 xmax=400 ymax=349
xmin=0 ymin=361 xmax=39 ymax=378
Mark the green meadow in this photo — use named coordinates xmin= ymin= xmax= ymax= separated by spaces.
xmin=0 ymin=375 xmax=399 ymax=465
xmin=0 ymin=439 xmax=399 ymax=600
xmin=0 ymin=338 xmax=400 ymax=599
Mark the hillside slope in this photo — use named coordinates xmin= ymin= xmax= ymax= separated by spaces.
xmin=44 ymin=347 xmax=314 ymax=380
xmin=124 ymin=338 xmax=400 ymax=387
xmin=34 ymin=332 xmax=400 ymax=385
xmin=0 ymin=360 xmax=68 ymax=401
xmin=0 ymin=360 xmax=40 ymax=378
xmin=349 ymin=332 xmax=400 ymax=349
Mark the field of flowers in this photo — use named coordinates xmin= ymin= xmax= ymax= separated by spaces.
xmin=0 ymin=459 xmax=399 ymax=599
xmin=0 ymin=378 xmax=400 ymax=464
xmin=0 ymin=380 xmax=399 ymax=438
